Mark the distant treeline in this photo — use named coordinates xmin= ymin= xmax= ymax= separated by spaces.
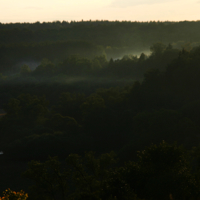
xmin=1 ymin=20 xmax=200 ymax=72
xmin=1 ymin=20 xmax=200 ymax=48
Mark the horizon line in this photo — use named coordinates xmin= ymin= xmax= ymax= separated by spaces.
xmin=1 ymin=19 xmax=200 ymax=25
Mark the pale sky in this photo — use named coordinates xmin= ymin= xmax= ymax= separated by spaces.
xmin=0 ymin=0 xmax=200 ymax=23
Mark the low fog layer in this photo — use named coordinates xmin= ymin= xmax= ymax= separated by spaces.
xmin=113 ymin=49 xmax=151 ymax=60
xmin=15 ymin=61 xmax=41 ymax=71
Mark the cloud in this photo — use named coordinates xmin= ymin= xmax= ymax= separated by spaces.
xmin=110 ymin=0 xmax=179 ymax=7
xmin=24 ymin=6 xmax=43 ymax=10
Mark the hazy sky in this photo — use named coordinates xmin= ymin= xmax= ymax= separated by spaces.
xmin=1 ymin=0 xmax=200 ymax=23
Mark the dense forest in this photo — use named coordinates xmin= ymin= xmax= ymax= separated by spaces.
xmin=1 ymin=20 xmax=200 ymax=200
xmin=0 ymin=20 xmax=200 ymax=73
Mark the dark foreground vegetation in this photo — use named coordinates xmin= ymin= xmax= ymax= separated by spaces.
xmin=1 ymin=20 xmax=200 ymax=199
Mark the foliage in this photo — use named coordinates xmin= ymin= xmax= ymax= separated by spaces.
xmin=0 ymin=189 xmax=28 ymax=200
xmin=23 ymin=157 xmax=69 ymax=200
xmin=23 ymin=151 xmax=135 ymax=200
xmin=150 ymin=42 xmax=166 ymax=56
xmin=125 ymin=141 xmax=197 ymax=200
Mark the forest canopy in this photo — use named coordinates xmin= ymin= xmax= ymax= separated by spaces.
xmin=1 ymin=20 xmax=200 ymax=200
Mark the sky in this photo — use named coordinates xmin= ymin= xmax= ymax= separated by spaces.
xmin=0 ymin=0 xmax=200 ymax=23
